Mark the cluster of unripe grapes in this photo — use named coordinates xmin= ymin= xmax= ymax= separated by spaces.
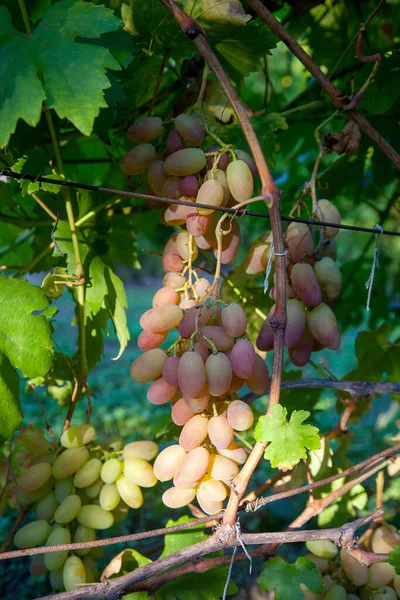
xmin=13 ymin=425 xmax=158 ymax=592
xmin=125 ymin=113 xmax=270 ymax=515
xmin=301 ymin=525 xmax=400 ymax=600
xmin=120 ymin=112 xmax=257 ymax=265
xmin=255 ymin=201 xmax=342 ymax=367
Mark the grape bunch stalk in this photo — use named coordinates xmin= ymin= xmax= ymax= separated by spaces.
xmin=12 ymin=425 xmax=159 ymax=592
xmin=126 ymin=113 xmax=270 ymax=515
xmin=302 ymin=525 xmax=400 ymax=600
xmin=256 ymin=200 xmax=343 ymax=367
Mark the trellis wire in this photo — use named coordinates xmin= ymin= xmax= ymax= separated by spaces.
xmin=2 ymin=169 xmax=400 ymax=237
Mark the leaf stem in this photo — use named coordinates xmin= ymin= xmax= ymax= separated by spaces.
xmin=17 ymin=0 xmax=32 ymax=35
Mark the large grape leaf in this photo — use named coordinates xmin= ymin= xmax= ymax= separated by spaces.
xmin=254 ymin=404 xmax=321 ymax=471
xmin=0 ymin=0 xmax=123 ymax=148
xmin=159 ymin=517 xmax=208 ymax=558
xmin=259 ymin=557 xmax=323 ymax=600
xmin=0 ymin=352 xmax=22 ymax=440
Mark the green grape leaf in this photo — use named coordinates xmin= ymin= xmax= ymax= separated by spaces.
xmin=102 ymin=548 xmax=151 ymax=598
xmin=0 ymin=278 xmax=53 ymax=377
xmin=254 ymin=404 xmax=320 ymax=470
xmin=0 ymin=352 xmax=22 ymax=440
xmin=186 ymin=0 xmax=250 ymax=25
xmin=0 ymin=0 xmax=123 ymax=148
xmin=156 ymin=567 xmax=237 ymax=600
xmin=104 ymin=267 xmax=129 ymax=361
xmin=159 ymin=517 xmax=208 ymax=558
xmin=259 ymin=557 xmax=323 ymax=600
xmin=317 ymin=482 xmax=367 ymax=528
xmin=389 ymin=546 xmax=400 ymax=575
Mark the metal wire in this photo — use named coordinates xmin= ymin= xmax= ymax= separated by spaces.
xmin=1 ymin=169 xmax=400 ymax=237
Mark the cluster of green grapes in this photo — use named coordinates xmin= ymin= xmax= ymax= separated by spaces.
xmin=13 ymin=425 xmax=158 ymax=592
xmin=301 ymin=525 xmax=400 ymax=600
xmin=256 ymin=200 xmax=342 ymax=367
xmin=125 ymin=113 xmax=269 ymax=515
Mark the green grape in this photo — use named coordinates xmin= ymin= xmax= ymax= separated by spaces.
xmin=340 ymin=548 xmax=368 ymax=586
xmin=175 ymin=114 xmax=205 ymax=146
xmin=306 ymin=539 xmax=338 ymax=559
xmin=113 ymin=500 xmax=130 ymax=523
xmin=127 ymin=116 xmax=163 ymax=143
xmin=373 ymin=587 xmax=397 ymax=600
xmin=164 ymin=148 xmax=206 ymax=177
xmin=226 ymin=159 xmax=253 ymax=202
xmin=50 ymin=568 xmax=65 ymax=591
xmin=304 ymin=553 xmax=329 ymax=574
xmin=90 ymin=545 xmax=104 ymax=560
xmin=83 ymin=555 xmax=99 ymax=583
xmin=324 ymin=585 xmax=347 ymax=600
xmin=14 ymin=520 xmax=52 ymax=549
xmin=99 ymin=483 xmax=121 ymax=511
xmin=107 ymin=436 xmax=125 ymax=452
xmin=44 ymin=526 xmax=71 ymax=571
xmin=55 ymin=477 xmax=74 ymax=504
xmin=367 ymin=562 xmax=396 ymax=589
xmin=18 ymin=462 xmax=53 ymax=492
xmin=300 ymin=583 xmax=322 ymax=600
xmin=86 ymin=479 xmax=104 ymax=499
xmin=124 ymin=458 xmax=157 ymax=488
xmin=35 ymin=491 xmax=59 ymax=521
xmin=316 ymin=199 xmax=341 ymax=239
xmin=52 ymin=447 xmax=90 ymax=479
xmin=116 ymin=476 xmax=143 ymax=509
xmin=394 ymin=573 xmax=400 ymax=596
xmin=63 ymin=555 xmax=87 ymax=592
xmin=17 ymin=478 xmax=54 ymax=506
xmin=74 ymin=458 xmax=102 ymax=488
xmin=101 ymin=458 xmax=122 ymax=483
xmin=73 ymin=526 xmax=96 ymax=557
xmin=54 ymin=494 xmax=82 ymax=525
xmin=60 ymin=424 xmax=96 ymax=449
xmin=77 ymin=505 xmax=115 ymax=529
xmin=20 ymin=428 xmax=52 ymax=455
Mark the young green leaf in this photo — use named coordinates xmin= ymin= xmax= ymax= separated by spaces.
xmin=254 ymin=404 xmax=320 ymax=470
xmin=258 ymin=557 xmax=323 ymax=600
xmin=0 ymin=0 xmax=123 ymax=148
xmin=388 ymin=546 xmax=400 ymax=575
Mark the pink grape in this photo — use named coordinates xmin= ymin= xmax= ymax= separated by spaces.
xmin=208 ymin=415 xmax=234 ymax=449
xmin=127 ymin=116 xmax=163 ymax=143
xmin=179 ymin=299 xmax=196 ymax=309
xmin=288 ymin=327 xmax=314 ymax=367
xmin=221 ymin=303 xmax=248 ymax=338
xmin=163 ymin=272 xmax=186 ymax=289
xmin=164 ymin=148 xmax=207 ymax=176
xmin=226 ymin=160 xmax=254 ymax=202
xmin=228 ymin=372 xmax=245 ymax=393
xmin=206 ymin=169 xmax=230 ymax=206
xmin=218 ymin=444 xmax=248 ymax=465
xmin=137 ymin=330 xmax=167 ymax=351
xmin=166 ymin=129 xmax=184 ymax=153
xmin=193 ymin=342 xmax=209 ymax=362
xmin=230 ymin=339 xmax=256 ymax=379
xmin=205 ymin=146 xmax=230 ymax=171
xmin=164 ymin=200 xmax=194 ymax=226
xmin=153 ymin=445 xmax=187 ymax=481
xmin=130 ymin=348 xmax=167 ymax=383
xmin=194 ymin=278 xmax=211 ymax=299
xmin=181 ymin=175 xmax=199 ymax=197
xmin=178 ymin=305 xmax=213 ymax=338
xmin=205 ymin=352 xmax=232 ymax=396
xmin=290 ymin=263 xmax=322 ymax=308
xmin=244 ymin=234 xmax=271 ymax=275
xmin=179 ymin=415 xmax=209 ymax=451
xmin=195 ymin=235 xmax=213 ymax=251
xmin=183 ymin=390 xmax=209 ymax=413
xmin=162 ymin=356 xmax=180 ymax=386
xmin=314 ymin=257 xmax=342 ymax=299
xmin=162 ymin=235 xmax=184 ymax=273
xmin=256 ymin=316 xmax=274 ymax=352
xmin=178 ymin=351 xmax=206 ymax=398
xmin=161 ymin=177 xmax=182 ymax=200
xmin=147 ymin=377 xmax=177 ymax=405
xmin=198 ymin=478 xmax=227 ymax=502
xmin=227 ymin=400 xmax=254 ymax=431
xmin=285 ymin=299 xmax=306 ymax=348
xmin=198 ymin=326 xmax=234 ymax=351
xmin=196 ymin=179 xmax=224 ymax=215
xmin=209 ymin=455 xmax=239 ymax=482
xmin=316 ymin=199 xmax=341 ymax=238
xmin=246 ymin=354 xmax=269 ymax=394
xmin=152 ymin=286 xmax=179 ymax=307
xmin=179 ymin=447 xmax=210 ymax=482
xmin=186 ymin=212 xmax=210 ymax=237
xmin=171 ymin=399 xmax=196 ymax=426
xmin=286 ymin=223 xmax=314 ymax=263
xmin=120 ymin=143 xmax=156 ymax=175
xmin=175 ymin=114 xmax=205 ymax=146
xmin=306 ymin=302 xmax=341 ymax=350
xmin=162 ymin=486 xmax=196 ymax=509
xmin=318 ymin=239 xmax=337 ymax=260
xmin=173 ymin=472 xmax=198 ymax=489
xmin=196 ymin=487 xmax=223 ymax=515
xmin=147 ymin=160 xmax=166 ymax=196
xmin=214 ymin=220 xmax=241 ymax=265
xmin=140 ymin=305 xmax=183 ymax=332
